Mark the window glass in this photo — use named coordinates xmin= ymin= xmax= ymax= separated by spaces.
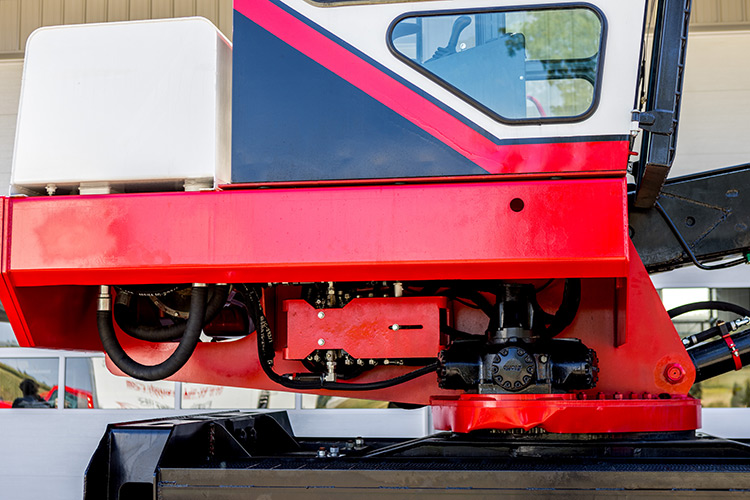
xmin=0 ymin=357 xmax=57 ymax=408
xmin=182 ymin=383 xmax=295 ymax=409
xmin=391 ymin=8 xmax=602 ymax=121
xmin=86 ymin=357 xmax=176 ymax=409
xmin=59 ymin=357 xmax=96 ymax=408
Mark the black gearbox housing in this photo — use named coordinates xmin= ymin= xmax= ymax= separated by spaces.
xmin=438 ymin=338 xmax=598 ymax=393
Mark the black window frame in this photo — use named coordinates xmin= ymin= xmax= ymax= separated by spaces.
xmin=387 ymin=3 xmax=608 ymax=125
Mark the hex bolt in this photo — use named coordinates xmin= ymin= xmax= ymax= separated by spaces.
xmin=318 ymin=338 xmax=326 ymax=346
xmin=317 ymin=311 xmax=325 ymax=319
xmin=665 ymin=363 xmax=686 ymax=384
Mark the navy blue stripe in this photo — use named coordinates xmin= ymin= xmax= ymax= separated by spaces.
xmin=231 ymin=12 xmax=490 ymax=183
xmin=253 ymin=0 xmax=628 ymax=147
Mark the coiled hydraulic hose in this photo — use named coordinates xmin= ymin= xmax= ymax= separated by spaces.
xmin=97 ymin=284 xmax=208 ymax=381
xmin=668 ymin=300 xmax=750 ymax=319
xmin=113 ymin=284 xmax=229 ymax=342
xmin=530 ymin=278 xmax=581 ymax=338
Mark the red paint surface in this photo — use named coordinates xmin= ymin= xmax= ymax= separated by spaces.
xmin=431 ymin=394 xmax=701 ymax=433
xmin=284 ymin=297 xmax=447 ymax=359
xmin=233 ymin=0 xmax=629 ymax=176
xmin=0 ymin=181 xmax=698 ymax=430
xmin=4 ymin=179 xmax=629 ymax=286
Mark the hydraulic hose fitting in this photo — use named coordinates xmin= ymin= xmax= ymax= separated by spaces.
xmin=98 ymin=285 xmax=111 ymax=312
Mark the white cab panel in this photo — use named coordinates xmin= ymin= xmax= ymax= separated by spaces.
xmin=294 ymin=0 xmax=647 ymax=141
xmin=11 ymin=17 xmax=231 ymax=195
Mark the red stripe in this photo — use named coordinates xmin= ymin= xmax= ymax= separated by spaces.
xmin=233 ymin=0 xmax=628 ymax=176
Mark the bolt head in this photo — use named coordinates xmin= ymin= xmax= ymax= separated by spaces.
xmin=317 ymin=338 xmax=325 ymax=346
xmin=665 ymin=363 xmax=686 ymax=384
xmin=317 ymin=311 xmax=325 ymax=319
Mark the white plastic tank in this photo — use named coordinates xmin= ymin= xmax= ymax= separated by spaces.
xmin=11 ymin=17 xmax=231 ymax=195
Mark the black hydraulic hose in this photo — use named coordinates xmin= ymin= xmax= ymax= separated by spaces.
xmin=688 ymin=328 xmax=750 ymax=382
xmin=98 ymin=285 xmax=208 ymax=381
xmin=668 ymin=300 xmax=750 ymax=381
xmin=256 ymin=316 xmax=438 ymax=391
xmin=655 ymin=200 xmax=748 ymax=270
xmin=114 ymin=284 xmax=230 ymax=342
xmin=668 ymin=300 xmax=750 ymax=319
xmin=244 ymin=285 xmax=438 ymax=392
xmin=536 ymin=278 xmax=581 ymax=338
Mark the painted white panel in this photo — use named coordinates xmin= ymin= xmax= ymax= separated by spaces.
xmin=11 ymin=17 xmax=232 ymax=194
xmin=701 ymin=408 xmax=750 ymax=438
xmin=288 ymin=0 xmax=646 ymax=141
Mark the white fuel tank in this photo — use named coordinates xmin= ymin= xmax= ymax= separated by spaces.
xmin=11 ymin=17 xmax=231 ymax=195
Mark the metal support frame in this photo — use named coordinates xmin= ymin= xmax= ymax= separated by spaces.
xmin=85 ymin=411 xmax=750 ymax=500
xmin=634 ymin=0 xmax=692 ymax=208
xmin=630 ymin=164 xmax=750 ymax=272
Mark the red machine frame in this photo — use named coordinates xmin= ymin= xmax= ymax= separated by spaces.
xmin=0 ymin=175 xmax=699 ymax=433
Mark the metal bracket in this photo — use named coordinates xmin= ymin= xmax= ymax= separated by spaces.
xmin=634 ymin=109 xmax=676 ymax=135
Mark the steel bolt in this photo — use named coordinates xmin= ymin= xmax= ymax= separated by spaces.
xmin=317 ymin=311 xmax=325 ymax=319
xmin=317 ymin=447 xmax=327 ymax=458
xmin=665 ymin=363 xmax=686 ymax=384
xmin=318 ymin=338 xmax=326 ymax=346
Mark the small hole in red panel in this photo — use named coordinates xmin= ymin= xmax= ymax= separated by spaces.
xmin=510 ymin=198 xmax=524 ymax=212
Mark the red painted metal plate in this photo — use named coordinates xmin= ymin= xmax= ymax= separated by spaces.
xmin=3 ymin=178 xmax=628 ymax=286
xmin=283 ymin=297 xmax=447 ymax=360
xmin=431 ymin=394 xmax=702 ymax=433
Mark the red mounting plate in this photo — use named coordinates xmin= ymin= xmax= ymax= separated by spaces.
xmin=283 ymin=297 xmax=447 ymax=360
xmin=431 ymin=394 xmax=701 ymax=433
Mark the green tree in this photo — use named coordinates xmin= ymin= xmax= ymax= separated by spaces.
xmin=730 ymin=382 xmax=744 ymax=407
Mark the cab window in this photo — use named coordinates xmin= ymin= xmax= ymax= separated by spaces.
xmin=390 ymin=7 xmax=604 ymax=122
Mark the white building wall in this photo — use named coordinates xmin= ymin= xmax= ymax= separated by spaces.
xmin=671 ymin=31 xmax=750 ymax=177
xmin=0 ymin=60 xmax=22 ymax=192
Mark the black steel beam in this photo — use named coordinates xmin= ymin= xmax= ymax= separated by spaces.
xmin=85 ymin=412 xmax=750 ymax=500
xmin=634 ymin=0 xmax=692 ymax=208
xmin=630 ymin=164 xmax=750 ymax=273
